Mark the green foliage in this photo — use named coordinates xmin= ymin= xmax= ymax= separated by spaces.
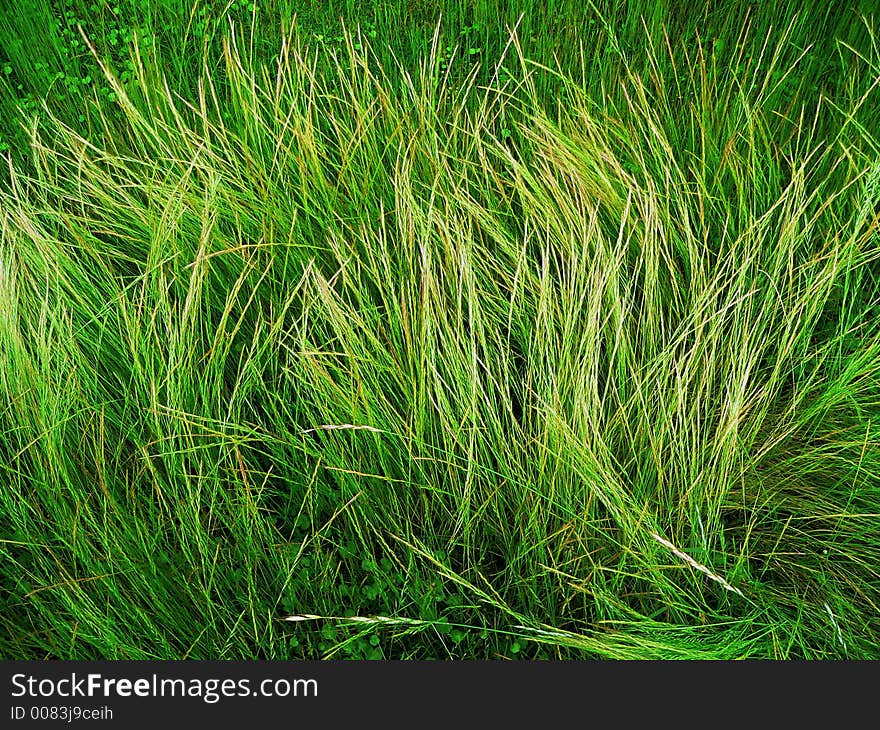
xmin=1 ymin=1 xmax=879 ymax=660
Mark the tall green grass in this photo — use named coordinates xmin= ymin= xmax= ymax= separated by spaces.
xmin=1 ymin=3 xmax=879 ymax=658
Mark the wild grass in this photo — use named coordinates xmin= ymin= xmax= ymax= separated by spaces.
xmin=1 ymin=2 xmax=879 ymax=659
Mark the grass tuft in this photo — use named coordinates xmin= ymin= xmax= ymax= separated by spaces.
xmin=1 ymin=2 xmax=879 ymax=660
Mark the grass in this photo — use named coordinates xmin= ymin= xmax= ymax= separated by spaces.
xmin=1 ymin=0 xmax=879 ymax=659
